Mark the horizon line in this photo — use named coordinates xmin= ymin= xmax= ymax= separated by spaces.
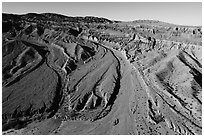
xmin=2 ymin=12 xmax=202 ymax=27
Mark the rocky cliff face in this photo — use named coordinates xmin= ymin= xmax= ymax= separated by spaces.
xmin=2 ymin=13 xmax=202 ymax=135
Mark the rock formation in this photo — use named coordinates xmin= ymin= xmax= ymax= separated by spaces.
xmin=2 ymin=13 xmax=202 ymax=135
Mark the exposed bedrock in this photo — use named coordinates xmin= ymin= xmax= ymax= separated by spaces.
xmin=2 ymin=13 xmax=202 ymax=135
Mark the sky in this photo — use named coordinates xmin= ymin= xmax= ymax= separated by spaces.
xmin=2 ymin=2 xmax=202 ymax=26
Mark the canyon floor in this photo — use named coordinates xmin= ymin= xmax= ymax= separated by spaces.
xmin=2 ymin=13 xmax=202 ymax=135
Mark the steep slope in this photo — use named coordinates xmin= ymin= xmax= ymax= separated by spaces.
xmin=2 ymin=13 xmax=202 ymax=135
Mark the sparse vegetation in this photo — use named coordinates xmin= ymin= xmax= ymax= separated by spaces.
xmin=2 ymin=13 xmax=202 ymax=135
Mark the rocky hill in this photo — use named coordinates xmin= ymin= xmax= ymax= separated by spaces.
xmin=2 ymin=13 xmax=202 ymax=135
